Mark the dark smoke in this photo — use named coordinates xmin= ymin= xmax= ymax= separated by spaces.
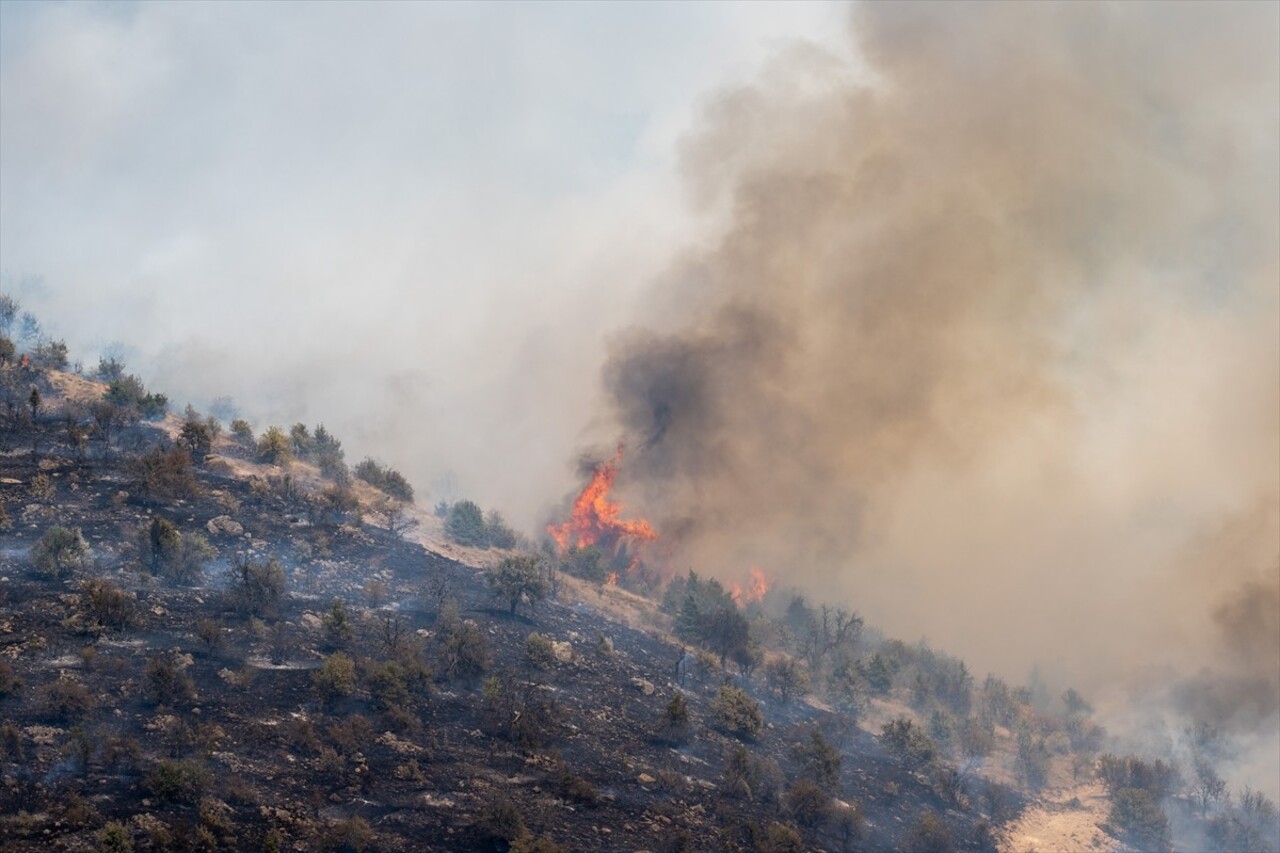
xmin=593 ymin=0 xmax=1278 ymax=791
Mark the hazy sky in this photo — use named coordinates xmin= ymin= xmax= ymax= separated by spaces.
xmin=0 ymin=0 xmax=847 ymax=517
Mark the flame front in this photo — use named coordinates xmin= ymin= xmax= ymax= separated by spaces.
xmin=548 ymin=445 xmax=657 ymax=555
xmin=730 ymin=567 xmax=771 ymax=605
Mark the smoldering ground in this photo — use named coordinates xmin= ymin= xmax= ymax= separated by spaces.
xmin=593 ymin=1 xmax=1279 ymax=791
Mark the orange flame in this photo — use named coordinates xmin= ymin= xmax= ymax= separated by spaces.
xmin=730 ymin=567 xmax=771 ymax=606
xmin=548 ymin=445 xmax=657 ymax=555
xmin=605 ymin=572 xmax=619 ymax=586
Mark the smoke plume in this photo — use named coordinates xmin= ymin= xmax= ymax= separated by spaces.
xmin=595 ymin=1 xmax=1278 ymax=785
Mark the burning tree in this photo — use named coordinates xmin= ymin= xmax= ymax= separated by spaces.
xmin=547 ymin=445 xmax=657 ymax=581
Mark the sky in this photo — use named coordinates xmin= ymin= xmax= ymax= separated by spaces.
xmin=2 ymin=0 xmax=1278 ymax=795
xmin=0 ymin=0 xmax=848 ymax=518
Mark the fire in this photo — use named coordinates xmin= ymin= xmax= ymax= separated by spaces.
xmin=605 ymin=572 xmax=619 ymax=586
xmin=547 ymin=444 xmax=657 ymax=555
xmin=730 ymin=567 xmax=771 ymax=606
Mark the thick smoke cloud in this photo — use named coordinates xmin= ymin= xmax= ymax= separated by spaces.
xmin=598 ymin=1 xmax=1278 ymax=788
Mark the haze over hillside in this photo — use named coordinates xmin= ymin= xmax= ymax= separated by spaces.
xmin=2 ymin=0 xmax=1276 ymax=803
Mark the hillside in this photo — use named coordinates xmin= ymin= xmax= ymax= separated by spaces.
xmin=1 ymin=354 xmax=1275 ymax=853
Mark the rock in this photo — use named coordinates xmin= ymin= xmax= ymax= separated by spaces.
xmin=630 ymin=677 xmax=655 ymax=696
xmin=207 ymin=515 xmax=244 ymax=537
xmin=637 ymin=773 xmax=656 ymax=786
xmin=299 ymin=613 xmax=322 ymax=630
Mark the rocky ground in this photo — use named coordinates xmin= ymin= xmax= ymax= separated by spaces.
xmin=0 ymin=371 xmax=1027 ymax=852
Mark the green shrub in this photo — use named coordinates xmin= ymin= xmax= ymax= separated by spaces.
xmin=353 ymin=457 xmax=414 ymax=502
xmin=80 ymin=578 xmax=137 ymax=630
xmin=488 ymin=555 xmax=550 ymax=615
xmin=32 ymin=525 xmax=91 ymax=578
xmin=880 ymin=717 xmax=937 ymax=770
xmin=104 ymin=373 xmax=166 ymax=419
xmin=257 ymin=426 xmax=292 ymax=464
xmin=477 ymin=796 xmax=526 ymax=842
xmin=230 ymin=558 xmax=286 ymax=618
xmin=526 ymin=632 xmax=558 ymax=669
xmin=97 ymin=820 xmax=134 ymax=853
xmin=785 ymin=779 xmax=832 ymax=827
xmin=37 ymin=678 xmax=96 ymax=721
xmin=711 ymin=685 xmax=764 ymax=740
xmin=322 ymin=816 xmax=373 ymax=853
xmin=445 ymin=500 xmax=488 ymax=546
xmin=230 ymin=419 xmax=254 ymax=444
xmin=140 ymin=517 xmax=215 ymax=583
xmin=314 ymin=653 xmax=358 ymax=701
xmin=145 ymin=651 xmax=196 ymax=705
xmin=147 ymin=759 xmax=211 ymax=804
xmin=1108 ymin=788 xmax=1170 ymax=851
xmin=128 ymin=446 xmax=198 ymax=502
xmin=434 ymin=602 xmax=490 ymax=679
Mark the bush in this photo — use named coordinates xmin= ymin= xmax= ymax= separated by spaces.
xmin=477 ymin=796 xmax=526 ymax=842
xmin=140 ymin=517 xmax=215 ymax=583
xmin=711 ymin=685 xmax=764 ymax=740
xmin=485 ymin=510 xmax=517 ymax=549
xmin=230 ymin=418 xmax=254 ymax=444
xmin=178 ymin=418 xmax=214 ymax=463
xmin=230 ymin=558 xmax=286 ymax=618
xmin=765 ymin=656 xmax=810 ymax=704
xmin=258 ymin=426 xmax=292 ymax=464
xmin=488 ymin=555 xmax=550 ymax=615
xmin=147 ymin=759 xmax=211 ymax=804
xmin=32 ymin=525 xmax=91 ymax=578
xmin=314 ymin=653 xmax=358 ymax=701
xmin=880 ymin=717 xmax=937 ymax=770
xmin=657 ymin=691 xmax=691 ymax=744
xmin=145 ymin=651 xmax=196 ymax=705
xmin=38 ymin=678 xmax=95 ymax=721
xmin=794 ymin=729 xmax=841 ymax=788
xmin=1015 ymin=730 xmax=1052 ymax=791
xmin=353 ymin=457 xmax=414 ymax=502
xmin=903 ymin=811 xmax=955 ymax=853
xmin=322 ymin=816 xmax=374 ymax=853
xmin=104 ymin=374 xmax=166 ymax=419
xmin=1108 ymin=788 xmax=1171 ymax=850
xmin=80 ymin=578 xmax=137 ymax=630
xmin=97 ymin=820 xmax=134 ymax=852
xmin=32 ymin=338 xmax=69 ymax=370
xmin=785 ymin=779 xmax=832 ymax=827
xmin=559 ymin=545 xmax=607 ymax=583
xmin=445 ymin=500 xmax=488 ymax=546
xmin=128 ymin=446 xmax=199 ymax=502
xmin=434 ymin=604 xmax=490 ymax=679
xmin=525 ymin=632 xmax=558 ymax=669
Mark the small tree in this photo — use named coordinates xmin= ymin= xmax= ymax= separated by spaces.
xmin=765 ymin=656 xmax=810 ymax=704
xmin=32 ymin=525 xmax=91 ymax=578
xmin=880 ymin=717 xmax=937 ymax=770
xmin=231 ymin=557 xmax=286 ymax=618
xmin=145 ymin=651 xmax=196 ymax=705
xmin=488 ymin=555 xmax=550 ymax=616
xmin=794 ymin=729 xmax=842 ymax=788
xmin=711 ymin=685 xmax=764 ymax=740
xmin=80 ymin=578 xmax=137 ymax=631
xmin=445 ymin=500 xmax=488 ymax=546
xmin=257 ymin=426 xmax=292 ymax=464
xmin=313 ymin=653 xmax=357 ymax=702
xmin=178 ymin=419 xmax=214 ymax=464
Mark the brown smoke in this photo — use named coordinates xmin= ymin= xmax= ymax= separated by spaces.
xmin=595 ymin=0 xmax=1279 ymax=754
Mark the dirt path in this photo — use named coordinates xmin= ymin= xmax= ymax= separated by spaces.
xmin=1000 ymin=783 xmax=1130 ymax=853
